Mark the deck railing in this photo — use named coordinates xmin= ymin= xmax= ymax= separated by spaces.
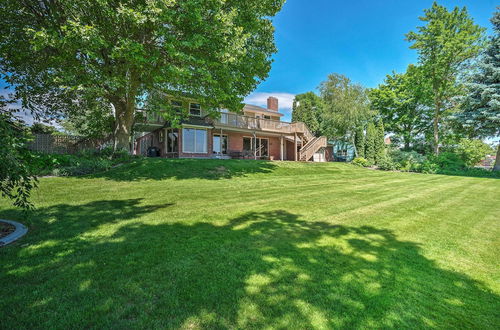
xmin=213 ymin=112 xmax=299 ymax=134
xmin=135 ymin=109 xmax=311 ymax=136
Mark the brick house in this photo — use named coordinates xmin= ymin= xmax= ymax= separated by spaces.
xmin=133 ymin=96 xmax=327 ymax=161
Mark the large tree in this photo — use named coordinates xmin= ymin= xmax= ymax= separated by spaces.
xmin=319 ymin=73 xmax=373 ymax=145
xmin=406 ymin=2 xmax=485 ymax=154
xmin=291 ymin=92 xmax=323 ymax=136
xmin=456 ymin=9 xmax=500 ymax=171
xmin=0 ymin=0 xmax=285 ymax=151
xmin=369 ymin=65 xmax=433 ymax=150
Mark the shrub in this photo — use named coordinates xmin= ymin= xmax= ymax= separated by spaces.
xmin=420 ymin=160 xmax=439 ymax=174
xmin=60 ymin=158 xmax=113 ymax=176
xmin=30 ymin=149 xmax=132 ymax=177
xmin=352 ymin=157 xmax=369 ymax=167
xmin=389 ymin=150 xmax=426 ymax=172
xmin=377 ymin=156 xmax=399 ymax=171
xmin=438 ymin=167 xmax=500 ymax=178
xmin=430 ymin=152 xmax=466 ymax=171
xmin=455 ymin=139 xmax=493 ymax=167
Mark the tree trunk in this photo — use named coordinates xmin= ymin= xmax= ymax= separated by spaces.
xmin=433 ymin=100 xmax=440 ymax=155
xmin=493 ymin=143 xmax=500 ymax=172
xmin=113 ymin=98 xmax=135 ymax=152
xmin=403 ymin=136 xmax=410 ymax=151
xmin=352 ymin=135 xmax=358 ymax=157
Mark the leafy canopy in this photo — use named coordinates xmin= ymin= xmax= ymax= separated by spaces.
xmin=319 ymin=73 xmax=373 ymax=140
xmin=369 ymin=65 xmax=433 ymax=149
xmin=291 ymin=92 xmax=324 ymax=136
xmin=0 ymin=105 xmax=37 ymax=209
xmin=0 ymin=0 xmax=285 ymax=148
xmin=406 ymin=1 xmax=485 ymax=153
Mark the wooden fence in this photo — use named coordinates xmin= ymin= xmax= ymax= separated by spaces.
xmin=28 ymin=134 xmax=109 ymax=154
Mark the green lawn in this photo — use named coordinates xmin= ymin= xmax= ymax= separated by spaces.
xmin=1 ymin=159 xmax=499 ymax=329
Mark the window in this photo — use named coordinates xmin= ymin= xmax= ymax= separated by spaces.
xmin=182 ymin=128 xmax=207 ymax=153
xmin=171 ymin=100 xmax=182 ymax=113
xmin=166 ymin=129 xmax=178 ymax=153
xmin=213 ymin=134 xmax=228 ymax=154
xmin=159 ymin=130 xmax=164 ymax=143
xmin=337 ymin=149 xmax=348 ymax=157
xmin=263 ymin=115 xmax=271 ymax=120
xmin=189 ymin=103 xmax=201 ymax=116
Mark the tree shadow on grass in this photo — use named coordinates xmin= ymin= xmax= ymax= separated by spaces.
xmin=1 ymin=207 xmax=498 ymax=328
xmin=89 ymin=158 xmax=278 ymax=181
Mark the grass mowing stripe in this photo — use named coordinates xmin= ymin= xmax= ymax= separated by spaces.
xmin=1 ymin=159 xmax=498 ymax=329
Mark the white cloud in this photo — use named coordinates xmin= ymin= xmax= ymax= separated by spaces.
xmin=244 ymin=92 xmax=296 ymax=113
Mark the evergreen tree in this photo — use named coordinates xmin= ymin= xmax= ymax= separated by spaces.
xmin=354 ymin=126 xmax=365 ymax=158
xmin=456 ymin=9 xmax=500 ymax=171
xmin=365 ymin=122 xmax=376 ymax=163
xmin=375 ymin=119 xmax=386 ymax=163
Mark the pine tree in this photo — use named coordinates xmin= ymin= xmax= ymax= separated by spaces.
xmin=456 ymin=10 xmax=500 ymax=170
xmin=365 ymin=122 xmax=376 ymax=163
xmin=375 ymin=119 xmax=385 ymax=163
xmin=354 ymin=126 xmax=365 ymax=158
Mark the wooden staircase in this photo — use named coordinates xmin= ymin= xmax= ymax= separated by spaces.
xmin=298 ymin=125 xmax=327 ymax=161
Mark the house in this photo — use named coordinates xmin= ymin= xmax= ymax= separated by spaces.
xmin=133 ymin=96 xmax=327 ymax=161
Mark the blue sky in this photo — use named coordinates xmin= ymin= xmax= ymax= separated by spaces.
xmin=2 ymin=0 xmax=497 ymax=124
xmin=245 ymin=0 xmax=498 ymax=121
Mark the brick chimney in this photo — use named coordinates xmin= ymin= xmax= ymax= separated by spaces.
xmin=267 ymin=96 xmax=278 ymax=111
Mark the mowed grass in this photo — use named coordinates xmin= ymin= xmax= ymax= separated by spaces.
xmin=1 ymin=159 xmax=499 ymax=329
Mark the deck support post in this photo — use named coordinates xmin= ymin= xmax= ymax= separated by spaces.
xmin=294 ymin=132 xmax=298 ymax=161
xmin=280 ymin=135 xmax=283 ymax=161
xmin=253 ymin=131 xmax=257 ymax=160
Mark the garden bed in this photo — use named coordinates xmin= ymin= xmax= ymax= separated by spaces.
xmin=0 ymin=221 xmax=16 ymax=239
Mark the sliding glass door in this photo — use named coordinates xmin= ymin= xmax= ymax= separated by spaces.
xmin=213 ymin=134 xmax=228 ymax=154
xmin=242 ymin=137 xmax=268 ymax=157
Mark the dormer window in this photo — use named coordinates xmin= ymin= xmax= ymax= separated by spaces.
xmin=171 ymin=100 xmax=182 ymax=113
xmin=189 ymin=103 xmax=201 ymax=116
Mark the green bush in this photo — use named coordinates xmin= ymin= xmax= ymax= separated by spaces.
xmin=430 ymin=152 xmax=466 ymax=172
xmin=420 ymin=160 xmax=439 ymax=174
xmin=389 ymin=150 xmax=426 ymax=172
xmin=455 ymin=139 xmax=493 ymax=167
xmin=30 ymin=149 xmax=133 ymax=177
xmin=377 ymin=156 xmax=399 ymax=171
xmin=437 ymin=167 xmax=500 ymax=178
xmin=352 ymin=157 xmax=370 ymax=167
xmin=61 ymin=158 xmax=113 ymax=176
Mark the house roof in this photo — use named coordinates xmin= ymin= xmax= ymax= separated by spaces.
xmin=243 ymin=104 xmax=284 ymax=116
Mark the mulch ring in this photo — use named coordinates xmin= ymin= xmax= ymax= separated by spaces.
xmin=0 ymin=221 xmax=16 ymax=239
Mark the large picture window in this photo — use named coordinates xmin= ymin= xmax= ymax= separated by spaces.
xmin=182 ymin=128 xmax=207 ymax=153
